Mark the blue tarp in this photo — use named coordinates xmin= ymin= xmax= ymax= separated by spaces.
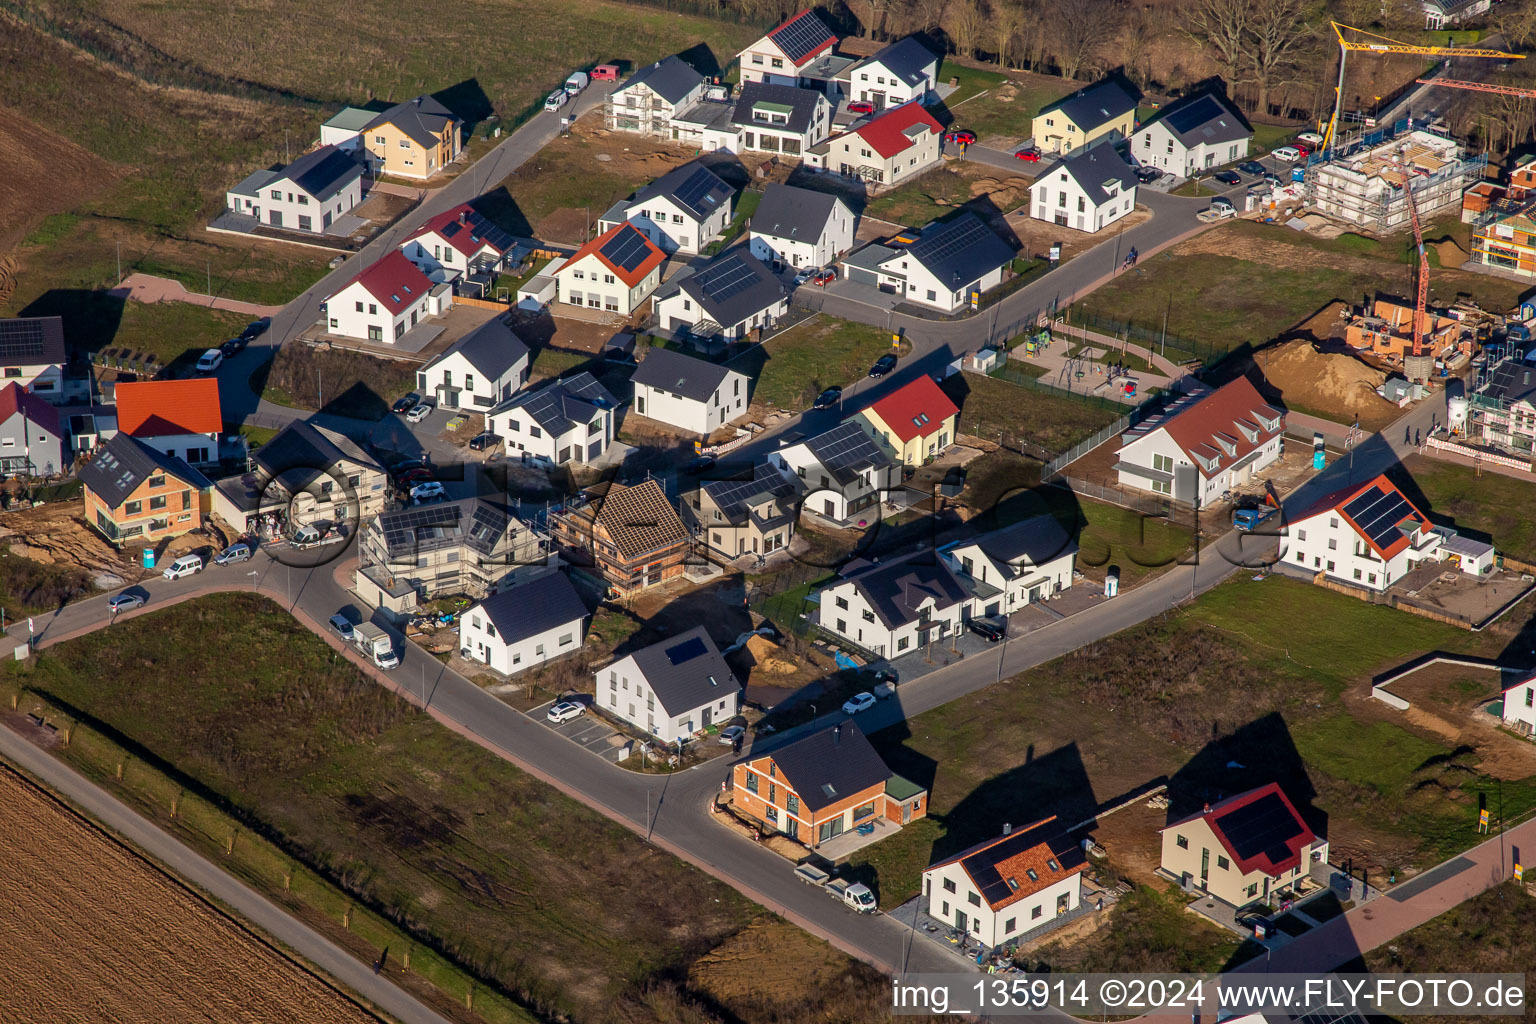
xmin=834 ymin=651 xmax=859 ymax=671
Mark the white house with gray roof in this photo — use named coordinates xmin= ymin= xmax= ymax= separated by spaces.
xmin=415 ymin=317 xmax=530 ymax=411
xmin=459 ymin=568 xmax=589 ymax=676
xmin=844 ymin=212 xmax=1015 ymax=313
xmin=608 ymin=56 xmax=708 ymax=136
xmin=1029 ymin=144 xmax=1138 ymax=233
xmin=225 ymin=144 xmax=365 ymax=234
xmin=749 ymin=182 xmax=855 ymax=269
xmin=652 ymin=248 xmax=789 ymax=344
xmin=0 ymin=316 xmax=67 ymax=399
xmin=487 ymin=371 xmax=618 ymax=467
xmin=845 ymin=36 xmax=940 ymax=108
xmin=629 ymin=347 xmax=749 ymax=435
xmin=815 ymin=553 xmax=975 ymax=658
xmin=597 ymin=625 xmax=742 ymax=743
xmin=728 ymin=82 xmax=831 ymax=157
xmin=596 ymin=161 xmax=734 ymax=256
xmin=769 ymin=420 xmax=901 ymax=524
xmin=942 ymin=515 xmax=1077 ymax=619
xmin=1132 ymin=92 xmax=1251 ymax=178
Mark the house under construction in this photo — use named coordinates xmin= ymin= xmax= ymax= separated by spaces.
xmin=1310 ymin=130 xmax=1485 ymax=232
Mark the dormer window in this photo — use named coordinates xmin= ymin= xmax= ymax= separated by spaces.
xmin=1025 ymin=868 xmax=1039 ymax=882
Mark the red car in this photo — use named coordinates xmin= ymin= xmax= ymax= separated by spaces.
xmin=1014 ymin=147 xmax=1040 ymax=162
xmin=945 ymin=129 xmax=976 ymax=146
xmin=813 ymin=267 xmax=838 ymax=286
xmin=1294 ymin=143 xmax=1311 ymax=158
xmin=847 ymin=101 xmax=875 ymax=115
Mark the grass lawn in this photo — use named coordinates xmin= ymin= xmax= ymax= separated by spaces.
xmin=705 ymin=187 xmax=764 ymax=255
xmin=252 ymin=344 xmax=416 ymax=420
xmin=1250 ymin=122 xmax=1300 ymax=155
xmin=1388 ymin=455 xmax=1536 ymax=562
xmin=946 ymin=372 xmax=1121 ymax=454
xmin=862 ymin=165 xmax=978 ymax=225
xmin=1032 ymin=886 xmax=1242 ymax=973
xmin=227 ymin=422 xmax=280 ymax=447
xmin=1361 ymin=885 xmax=1536 ymax=975
xmin=0 ymin=551 xmax=95 ymax=616
xmin=17 ymin=294 xmax=252 ymax=371
xmin=948 ymin=75 xmax=1077 ymax=142
xmin=736 ymin=316 xmax=891 ymax=411
xmin=938 ymin=61 xmax=1009 ymax=107
xmin=529 ymin=346 xmax=593 ymax=379
xmin=1169 ymin=178 xmax=1218 ymax=197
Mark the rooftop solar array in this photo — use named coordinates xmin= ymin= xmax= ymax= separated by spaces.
xmin=1213 ymin=791 xmax=1304 ymax=864
xmin=808 ymin=422 xmax=892 ymax=482
xmin=770 ymin=11 xmax=832 ymax=63
xmin=1342 ymin=484 xmax=1418 ymax=549
xmin=696 ymin=253 xmax=761 ymax=304
xmin=673 ymin=166 xmax=725 ymax=217
xmin=0 ymin=318 xmax=59 ymax=362
xmin=441 ymin=212 xmax=517 ymax=253
xmin=704 ymin=473 xmax=787 ymax=521
xmin=601 ymin=225 xmax=655 ymax=274
xmin=665 ymin=635 xmax=708 ymax=665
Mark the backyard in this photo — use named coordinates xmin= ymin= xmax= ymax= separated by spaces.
xmin=945 ymin=371 xmax=1123 ymax=455
xmin=944 ymin=72 xmax=1078 ymax=144
xmin=859 ymin=163 xmax=1032 ymax=229
xmin=252 ymin=344 xmax=417 ymax=420
xmin=1390 ymin=455 xmax=1536 ymax=563
xmin=736 ymin=316 xmax=895 ymax=413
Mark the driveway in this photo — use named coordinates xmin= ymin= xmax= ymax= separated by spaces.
xmin=535 ymin=701 xmax=626 ymax=762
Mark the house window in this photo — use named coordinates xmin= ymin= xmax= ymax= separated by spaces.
xmin=746 ymin=772 xmax=758 ymax=793
xmin=1297 ymin=529 xmax=1306 ymax=541
xmin=124 ymin=501 xmax=142 ymax=516
xmin=943 ymin=878 xmax=956 ymax=893
xmin=786 ymin=793 xmax=799 ymax=815
xmin=1246 ymin=883 xmax=1259 ymax=897
xmin=1152 ymin=454 xmax=1174 ymax=473
xmin=1176 ymin=835 xmax=1188 ymax=849
xmin=897 ymin=636 xmax=909 ymax=651
xmin=1217 ymin=856 xmax=1230 ymax=870
xmin=1031 ymin=905 xmax=1042 ymax=920
xmin=967 ymin=892 xmax=981 ymax=907
xmin=835 ymin=596 xmax=849 ymax=609
xmin=853 ymin=801 xmax=875 ymax=821
xmin=1004 ymin=917 xmax=1016 ymax=934
xmin=149 ymin=495 xmax=166 ymax=511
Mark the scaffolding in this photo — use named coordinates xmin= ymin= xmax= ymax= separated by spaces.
xmin=1308 ymin=129 xmax=1486 ymax=232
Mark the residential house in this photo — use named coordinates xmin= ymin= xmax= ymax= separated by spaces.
xmin=629 ymin=347 xmax=750 ymax=435
xmin=0 ymin=316 xmax=65 ymax=398
xmin=225 ymin=144 xmax=365 ymax=234
xmin=0 ymin=383 xmax=64 ymax=477
xmin=487 ymin=371 xmax=618 ymax=467
xmin=808 ymin=100 xmax=942 ymax=188
xmin=682 ymin=463 xmax=798 ymax=561
xmin=360 ymin=95 xmax=463 ymax=180
xmin=459 ymin=569 xmax=589 ymax=676
xmin=845 ymin=36 xmax=940 ymax=108
xmin=748 ymin=182 xmax=855 ymax=269
xmin=357 ymin=497 xmax=548 ymax=603
xmin=548 ymin=479 xmax=690 ymax=595
xmin=415 ymin=317 xmax=530 ymax=412
xmin=842 ymin=212 xmax=1015 ymax=313
xmin=1283 ymin=473 xmax=1495 ymax=592
xmin=114 ymin=378 xmax=222 ymax=467
xmin=1421 ymin=0 xmax=1491 ymax=28
xmin=1113 ymin=378 xmax=1285 ymax=505
xmin=319 ymin=106 xmax=379 ymax=164
xmin=923 ymin=817 xmax=1087 ymax=948
xmin=1500 ymin=673 xmax=1536 ymax=738
xmin=814 ymin=552 xmax=974 ymax=658
xmin=607 ymin=56 xmax=708 ymax=136
xmin=553 ymin=222 xmax=667 ymax=316
xmin=79 ymin=433 xmax=210 ymax=546
xmin=1132 ymin=92 xmax=1251 ymax=178
xmin=598 ymin=625 xmax=742 ymax=742
xmin=399 ymin=202 xmax=519 ymax=286
xmin=212 ymin=419 xmax=388 ymax=533
xmin=1032 ymin=78 xmax=1139 ymax=155
xmin=651 ymin=248 xmax=789 ymax=343
xmin=1029 ymin=143 xmax=1138 ymax=233
xmin=596 ymin=162 xmax=734 ymax=256
xmin=737 ymin=9 xmax=839 ymax=87
xmin=731 ymin=721 xmax=928 ymax=847
xmin=942 ymin=514 xmax=1077 ymax=618
xmin=1469 ymin=359 xmax=1536 ymax=452
xmin=1472 ymin=200 xmax=1536 ymax=279
xmin=1160 ymin=783 xmax=1328 ymax=907
xmin=323 ymin=249 xmax=451 ymax=343
xmin=853 ymin=373 xmax=959 ymax=466
xmin=729 ymin=82 xmax=832 ymax=157
xmin=770 ymin=420 xmax=901 ymax=524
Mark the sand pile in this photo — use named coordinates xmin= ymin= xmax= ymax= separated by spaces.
xmin=745 ymin=632 xmax=798 ymax=675
xmin=1257 ymin=339 xmax=1395 ymax=419
xmin=1434 ymin=237 xmax=1469 ymax=268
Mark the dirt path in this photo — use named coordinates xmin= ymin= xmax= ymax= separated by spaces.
xmin=108 ymin=273 xmax=284 ymax=317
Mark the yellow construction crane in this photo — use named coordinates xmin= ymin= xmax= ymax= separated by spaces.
xmin=1323 ymin=22 xmax=1522 ymax=153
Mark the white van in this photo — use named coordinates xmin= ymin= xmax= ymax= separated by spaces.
xmin=162 ymin=553 xmax=205 ymax=580
xmin=544 ymin=90 xmax=568 ymax=113
xmin=195 ymin=349 xmax=224 ymax=374
xmin=565 ymin=71 xmax=590 ymax=96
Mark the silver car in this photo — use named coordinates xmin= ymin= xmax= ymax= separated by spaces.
xmin=108 ymin=591 xmax=146 ymax=613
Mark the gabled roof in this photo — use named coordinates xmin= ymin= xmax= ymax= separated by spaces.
xmin=114 ymin=379 xmax=222 ymax=438
xmin=375 ymin=497 xmax=522 ymax=559
xmin=750 ymin=182 xmax=846 ymax=242
xmin=856 ymin=36 xmax=937 ymax=87
xmin=865 ymin=374 xmax=958 ymax=443
xmin=1144 ymin=92 xmax=1250 ymax=149
xmin=1125 ymin=377 xmax=1284 ymax=480
xmin=591 ymin=479 xmax=687 ymax=560
xmin=751 ymin=721 xmax=891 ymax=813
xmin=698 ymin=464 xmax=798 ymax=526
xmin=422 ymin=316 xmax=529 ymax=381
xmin=835 ymin=552 xmax=971 ymax=628
xmin=0 ymin=382 xmax=60 ymax=436
xmin=477 ymin=570 xmax=588 ymax=646
xmin=0 ymin=316 xmax=66 ymax=367
xmin=561 ymin=222 xmax=667 ymax=289
xmin=1038 ymin=78 xmax=1139 ymax=134
xmin=622 ymin=56 xmax=706 ymax=106
xmin=798 ymin=420 xmax=896 ymax=485
xmin=927 ymin=817 xmax=1087 ymax=911
xmin=674 ymin=248 xmax=786 ymax=328
xmin=279 ymin=144 xmax=364 ymax=202
xmin=959 ymin=514 xmax=1077 ymax=575
xmin=624 ymin=625 xmax=742 ymax=716
xmin=631 ymin=162 xmax=734 ymax=222
xmin=253 ymin=419 xmax=382 ymax=493
xmin=1037 ymin=143 xmax=1137 ymax=208
xmin=630 ymin=347 xmax=735 ymax=404
xmin=323 ymin=106 xmax=377 ymax=132
xmin=1163 ymin=783 xmax=1318 ymax=878
xmin=406 ymin=202 xmax=517 ymax=258
xmin=364 ymin=94 xmax=459 ymax=149
xmin=496 ymin=371 xmax=616 ymax=435
xmin=761 ymin=9 xmax=839 ymax=67
xmin=732 ymin=82 xmax=824 ymax=135
xmin=79 ymin=433 xmax=210 ymax=511
xmin=883 ymin=212 xmax=1015 ymax=290
xmin=1292 ymin=473 xmax=1431 ymax=561
xmin=337 ymin=249 xmax=434 ymax=315
xmin=1484 ymin=359 xmax=1536 ymax=405
xmin=848 ymin=100 xmax=943 ymax=160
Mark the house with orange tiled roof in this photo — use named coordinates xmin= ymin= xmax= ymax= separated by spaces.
xmin=114 ymin=378 xmax=223 ymax=467
xmin=548 ymin=478 xmax=689 ymax=595
xmin=853 ymin=373 xmax=958 ymax=466
xmin=553 ymin=222 xmax=666 ymax=316
xmin=323 ymin=249 xmax=452 ymax=343
xmin=808 ymin=101 xmax=942 ymax=188
xmin=1159 ymin=783 xmax=1327 ymax=908
xmin=922 ymin=817 xmax=1087 ymax=948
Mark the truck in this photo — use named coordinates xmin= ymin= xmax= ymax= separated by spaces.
xmin=353 ymin=622 xmax=400 ymax=670
xmin=1232 ymin=504 xmax=1277 ymax=531
xmin=794 ymin=863 xmax=877 ymax=913
xmin=564 ymin=71 xmax=589 ymax=96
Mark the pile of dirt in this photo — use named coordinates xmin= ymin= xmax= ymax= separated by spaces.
xmin=967 ymin=174 xmax=1031 ymax=212
xmin=745 ymin=632 xmax=799 ymax=675
xmin=993 ymin=82 xmax=1019 ymax=103
xmin=1434 ymin=237 xmax=1469 ymax=268
xmin=1254 ymin=338 xmax=1397 ymax=422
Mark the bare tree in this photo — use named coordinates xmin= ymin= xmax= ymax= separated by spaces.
xmin=990 ymin=0 xmax=1031 ymax=67
xmin=904 ymin=0 xmax=948 ymax=35
xmin=1182 ymin=0 xmax=1247 ymax=90
xmin=1494 ymin=0 xmax=1536 ymax=48
xmin=948 ymin=0 xmax=986 ymax=58
xmin=1245 ymin=0 xmax=1311 ymax=116
xmin=846 ymin=0 xmax=910 ymax=38
xmin=1116 ymin=6 xmax=1156 ymax=87
xmin=1049 ymin=0 xmax=1123 ymax=80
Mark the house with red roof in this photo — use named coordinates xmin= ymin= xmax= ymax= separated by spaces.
xmin=553 ymin=222 xmax=667 ymax=316
xmin=922 ymin=816 xmax=1087 ymax=948
xmin=808 ymin=101 xmax=942 ymax=189
xmin=399 ymin=202 xmax=519 ymax=283
xmin=114 ymin=378 xmax=223 ymax=467
xmin=1114 ymin=377 xmax=1285 ymax=505
xmin=853 ymin=373 xmax=958 ymax=466
xmin=737 ymin=9 xmax=839 ymax=87
xmin=323 ymin=249 xmax=450 ymax=343
xmin=1160 ymin=783 xmax=1327 ymax=907
xmin=0 ymin=382 xmax=64 ymax=477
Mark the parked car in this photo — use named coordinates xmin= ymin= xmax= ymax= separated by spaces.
xmin=544 ymin=90 xmax=568 ymax=113
xmin=1212 ymin=170 xmax=1242 ymax=185
xmin=410 ymin=481 xmax=447 ymax=504
xmin=564 ymin=71 xmax=590 ymax=95
xmin=1237 ymin=160 xmax=1267 ymax=176
xmin=590 ymin=64 xmax=620 ymax=81
xmin=1134 ymin=166 xmax=1162 ymax=183
xmin=793 ymin=268 xmax=814 ymax=285
xmin=1014 ymin=146 xmax=1040 ymax=162
xmin=468 ymin=431 xmax=500 ymax=452
xmin=405 ymin=402 xmax=433 ymax=424
xmin=220 ymin=337 xmax=246 ymax=357
xmin=214 ymin=542 xmax=252 ymax=565
xmin=1271 ymin=146 xmax=1301 ymax=162
xmin=681 ymin=454 xmax=716 ymax=475
xmin=969 ymin=618 xmax=1007 ymax=642
xmin=328 ymin=613 xmax=355 ymax=642
xmin=240 ymin=318 xmax=270 ymax=341
xmin=1293 ymin=143 xmax=1311 ymax=158
xmin=812 ymin=386 xmax=842 ymax=410
xmin=395 ymin=467 xmax=434 ymax=487
xmin=842 ymin=691 xmax=877 ymax=715
xmin=195 ymin=349 xmax=224 ymax=374
xmin=868 ymin=353 xmax=898 ymax=378
xmin=161 ymin=553 xmax=204 ymax=580
xmin=1296 ymin=131 xmax=1323 ymax=146
xmin=392 ymin=392 xmax=421 ymax=414
xmin=718 ymin=724 xmax=747 ymax=746
xmin=847 ymin=101 xmax=875 ymax=115
xmin=1209 ymin=196 xmax=1236 ymax=216
xmin=944 ymin=128 xmax=976 ymax=146
xmin=812 ymin=267 xmax=837 ymax=286
xmin=108 ymin=591 xmax=145 ymax=613
xmin=547 ymin=701 xmax=585 ymax=723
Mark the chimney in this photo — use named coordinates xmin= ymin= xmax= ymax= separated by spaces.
xmin=459 ymin=210 xmax=468 ymax=225
xmin=1003 ymin=822 xmax=1011 ymax=835
xmin=1203 ymin=802 xmax=1212 ymax=814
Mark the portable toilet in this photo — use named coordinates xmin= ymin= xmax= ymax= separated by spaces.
xmin=1104 ymin=567 xmax=1120 ymax=598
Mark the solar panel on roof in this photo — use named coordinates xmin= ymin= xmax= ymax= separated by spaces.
xmin=698 ymin=256 xmax=760 ymax=304
xmin=770 ymin=12 xmax=830 ymax=62
xmin=601 ymin=226 xmax=653 ymax=273
xmin=665 ymin=635 xmax=708 ymax=665
xmin=811 ymin=423 xmax=888 ymax=477
xmin=0 ymin=320 xmax=51 ymax=362
xmin=1214 ymin=792 xmax=1304 ymax=863
xmin=1342 ymin=485 xmax=1417 ymax=548
xmin=673 ymin=167 xmax=724 ymax=217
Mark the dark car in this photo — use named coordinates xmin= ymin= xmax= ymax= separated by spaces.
xmin=1237 ymin=160 xmax=1267 ymax=176
xmin=944 ymin=129 xmax=976 ymax=146
xmin=969 ymin=618 xmax=1006 ymax=642
xmin=468 ymin=432 xmax=501 ymax=452
xmin=392 ymin=392 xmax=421 ymax=414
xmin=812 ymin=386 xmax=842 ymax=410
xmin=1212 ymin=170 xmax=1243 ymax=186
xmin=868 ymin=354 xmax=898 ymax=378
xmin=681 ymin=454 xmax=717 ymax=475
xmin=395 ymin=467 xmax=434 ymax=488
xmin=1134 ymin=166 xmax=1162 ymax=184
xmin=241 ymin=318 xmax=270 ymax=341
xmin=220 ymin=337 xmax=244 ymax=357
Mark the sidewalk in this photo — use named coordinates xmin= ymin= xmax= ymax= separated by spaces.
xmin=109 ymin=273 xmax=284 ymax=318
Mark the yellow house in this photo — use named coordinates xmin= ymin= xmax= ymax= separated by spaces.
xmin=362 ymin=96 xmax=463 ymax=179
xmin=1159 ymin=783 xmax=1328 ymax=908
xmin=1032 ymin=79 xmax=1139 ymax=155
xmin=854 ymin=374 xmax=959 ymax=467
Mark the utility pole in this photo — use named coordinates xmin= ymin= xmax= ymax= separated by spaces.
xmin=206 ymin=262 xmax=212 ymax=298
xmin=116 ymin=241 xmax=121 ymax=286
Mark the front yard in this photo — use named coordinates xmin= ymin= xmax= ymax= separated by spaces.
xmin=1389 ymin=455 xmax=1536 ymax=563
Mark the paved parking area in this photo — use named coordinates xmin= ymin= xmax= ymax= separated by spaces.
xmin=532 ymin=700 xmax=627 ymax=762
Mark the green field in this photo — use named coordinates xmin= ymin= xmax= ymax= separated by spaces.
xmin=862 ymin=165 xmax=980 ymax=226
xmin=947 ymin=371 xmax=1122 ymax=454
xmin=735 ymin=316 xmax=893 ymax=411
xmin=1390 ymin=455 xmax=1536 ymax=563
xmin=947 ymin=74 xmax=1077 ymax=142
xmin=252 ymin=344 xmax=416 ymax=420
xmin=938 ymin=61 xmax=1009 ymax=107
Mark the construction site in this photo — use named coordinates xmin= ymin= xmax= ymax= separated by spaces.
xmin=1308 ymin=129 xmax=1486 ymax=233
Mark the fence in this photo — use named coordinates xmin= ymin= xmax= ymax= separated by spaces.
xmin=1064 ymin=309 xmax=1236 ymax=371
xmin=747 ymin=562 xmax=833 ymax=635
xmin=1047 ymin=475 xmax=1172 ymax=516
xmin=987 ymin=359 xmax=1138 ymax=415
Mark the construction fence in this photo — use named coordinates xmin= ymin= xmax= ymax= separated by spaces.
xmin=1047 ymin=475 xmax=1173 ymax=516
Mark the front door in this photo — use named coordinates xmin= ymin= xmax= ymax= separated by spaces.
xmin=902 ymin=801 xmax=912 ymax=824
xmin=955 ymin=910 xmax=968 ymax=934
xmin=701 ymin=706 xmax=712 ymax=728
xmin=824 ymin=498 xmax=836 ymax=516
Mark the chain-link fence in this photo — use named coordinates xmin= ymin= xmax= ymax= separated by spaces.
xmin=1049 ymin=475 xmax=1172 ymax=515
xmin=1065 ymin=309 xmax=1235 ymax=371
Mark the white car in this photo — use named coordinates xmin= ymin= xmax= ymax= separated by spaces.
xmin=195 ymin=349 xmax=224 ymax=374
xmin=161 ymin=554 xmax=204 ymax=580
xmin=544 ymin=90 xmax=568 ymax=112
xmin=718 ymin=725 xmax=746 ymax=746
xmin=410 ymin=481 xmax=446 ymax=504
xmin=842 ymin=692 xmax=876 ymax=715
xmin=1271 ymin=146 xmax=1301 ymax=163
xmin=547 ymin=701 xmax=584 ymax=724
xmin=1296 ymin=131 xmax=1323 ymax=146
xmin=1208 ymin=197 xmax=1237 ymax=219
xmin=405 ymin=402 xmax=433 ymax=424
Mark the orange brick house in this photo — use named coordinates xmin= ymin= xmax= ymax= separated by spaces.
xmin=731 ymin=721 xmax=926 ymax=849
xmin=1344 ymin=295 xmax=1467 ymax=362
xmin=79 ymin=433 xmax=211 ymax=546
